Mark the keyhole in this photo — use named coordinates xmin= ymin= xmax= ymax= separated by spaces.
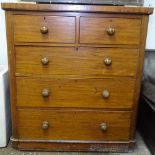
xmin=75 ymin=47 xmax=79 ymax=51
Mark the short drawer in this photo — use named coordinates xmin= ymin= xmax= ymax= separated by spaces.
xmin=15 ymin=46 xmax=138 ymax=77
xmin=80 ymin=17 xmax=141 ymax=45
xmin=17 ymin=109 xmax=131 ymax=141
xmin=16 ymin=77 xmax=135 ymax=109
xmin=14 ymin=15 xmax=75 ymax=43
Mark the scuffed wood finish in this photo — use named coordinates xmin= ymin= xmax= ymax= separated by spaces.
xmin=80 ymin=17 xmax=141 ymax=45
xmin=15 ymin=46 xmax=138 ymax=77
xmin=5 ymin=11 xmax=18 ymax=138
xmin=1 ymin=3 xmax=153 ymax=14
xmin=17 ymin=109 xmax=131 ymax=141
xmin=130 ymin=15 xmax=149 ymax=139
xmin=14 ymin=15 xmax=75 ymax=43
xmin=2 ymin=2 xmax=153 ymax=152
xmin=13 ymin=140 xmax=136 ymax=152
xmin=16 ymin=77 xmax=135 ymax=109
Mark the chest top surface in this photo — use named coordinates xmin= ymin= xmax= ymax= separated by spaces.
xmin=1 ymin=2 xmax=153 ymax=15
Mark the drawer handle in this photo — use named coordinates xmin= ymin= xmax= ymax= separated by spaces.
xmin=42 ymin=89 xmax=49 ymax=97
xmin=102 ymin=90 xmax=110 ymax=98
xmin=104 ymin=58 xmax=112 ymax=66
xmin=41 ymin=57 xmax=49 ymax=65
xmin=40 ymin=26 xmax=48 ymax=34
xmin=106 ymin=27 xmax=115 ymax=36
xmin=42 ymin=121 xmax=49 ymax=130
xmin=100 ymin=123 xmax=108 ymax=131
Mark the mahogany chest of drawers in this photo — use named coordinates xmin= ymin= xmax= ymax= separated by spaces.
xmin=2 ymin=3 xmax=153 ymax=152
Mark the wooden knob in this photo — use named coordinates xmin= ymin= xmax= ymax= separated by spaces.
xmin=102 ymin=90 xmax=110 ymax=98
xmin=40 ymin=26 xmax=48 ymax=34
xmin=41 ymin=57 xmax=49 ymax=65
xmin=106 ymin=27 xmax=115 ymax=36
xmin=42 ymin=121 xmax=49 ymax=130
xmin=100 ymin=123 xmax=108 ymax=131
xmin=104 ymin=58 xmax=112 ymax=66
xmin=42 ymin=89 xmax=49 ymax=97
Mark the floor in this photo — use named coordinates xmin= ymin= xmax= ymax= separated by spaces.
xmin=0 ymin=133 xmax=150 ymax=155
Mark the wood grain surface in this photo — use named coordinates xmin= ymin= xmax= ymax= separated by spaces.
xmin=15 ymin=46 xmax=138 ymax=77
xmin=2 ymin=2 xmax=153 ymax=151
xmin=80 ymin=17 xmax=141 ymax=45
xmin=16 ymin=77 xmax=135 ymax=109
xmin=14 ymin=15 xmax=75 ymax=43
xmin=1 ymin=3 xmax=153 ymax=15
xmin=17 ymin=109 xmax=131 ymax=141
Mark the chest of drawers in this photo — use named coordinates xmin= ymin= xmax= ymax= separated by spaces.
xmin=2 ymin=3 xmax=153 ymax=152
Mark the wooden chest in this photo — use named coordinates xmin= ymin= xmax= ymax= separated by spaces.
xmin=2 ymin=3 xmax=153 ymax=152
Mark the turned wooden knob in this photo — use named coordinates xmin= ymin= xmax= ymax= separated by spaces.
xmin=42 ymin=121 xmax=49 ymax=130
xmin=41 ymin=57 xmax=49 ymax=65
xmin=102 ymin=90 xmax=110 ymax=98
xmin=106 ymin=27 xmax=115 ymax=36
xmin=40 ymin=26 xmax=48 ymax=34
xmin=100 ymin=123 xmax=108 ymax=131
xmin=42 ymin=89 xmax=49 ymax=97
xmin=104 ymin=58 xmax=112 ymax=66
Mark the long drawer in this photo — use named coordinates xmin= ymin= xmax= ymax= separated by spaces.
xmin=80 ymin=17 xmax=141 ymax=45
xmin=17 ymin=109 xmax=131 ymax=141
xmin=16 ymin=77 xmax=135 ymax=109
xmin=14 ymin=15 xmax=75 ymax=43
xmin=15 ymin=46 xmax=138 ymax=77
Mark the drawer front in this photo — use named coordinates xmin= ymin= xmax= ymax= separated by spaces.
xmin=80 ymin=17 xmax=141 ymax=45
xmin=16 ymin=77 xmax=135 ymax=109
xmin=14 ymin=15 xmax=75 ymax=43
xmin=17 ymin=110 xmax=131 ymax=141
xmin=15 ymin=46 xmax=138 ymax=77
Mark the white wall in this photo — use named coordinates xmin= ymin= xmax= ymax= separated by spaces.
xmin=144 ymin=0 xmax=155 ymax=49
xmin=0 ymin=0 xmax=17 ymax=66
xmin=0 ymin=0 xmax=155 ymax=67
xmin=0 ymin=0 xmax=8 ymax=66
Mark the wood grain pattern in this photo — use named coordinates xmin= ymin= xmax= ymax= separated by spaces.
xmin=2 ymin=2 xmax=153 ymax=152
xmin=130 ymin=15 xmax=149 ymax=139
xmin=1 ymin=3 xmax=153 ymax=15
xmin=14 ymin=140 xmax=135 ymax=152
xmin=5 ymin=11 xmax=18 ymax=138
xmin=17 ymin=109 xmax=131 ymax=141
xmin=15 ymin=46 xmax=138 ymax=77
xmin=80 ymin=17 xmax=141 ymax=45
xmin=14 ymin=15 xmax=75 ymax=43
xmin=16 ymin=77 xmax=135 ymax=109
